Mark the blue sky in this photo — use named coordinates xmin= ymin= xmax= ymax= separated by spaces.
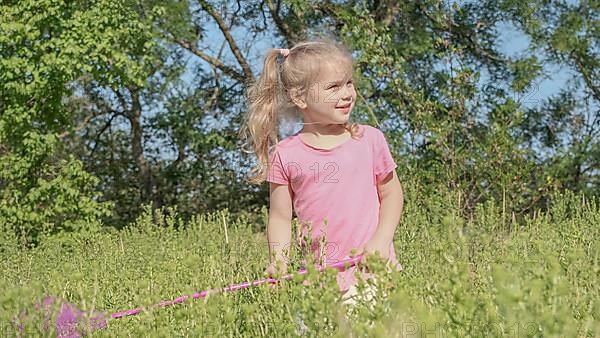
xmin=493 ymin=21 xmax=573 ymax=106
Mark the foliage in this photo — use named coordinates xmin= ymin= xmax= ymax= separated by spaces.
xmin=0 ymin=192 xmax=598 ymax=336
xmin=0 ymin=0 xmax=152 ymax=244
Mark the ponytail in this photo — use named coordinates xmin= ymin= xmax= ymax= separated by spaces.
xmin=239 ymin=49 xmax=285 ymax=185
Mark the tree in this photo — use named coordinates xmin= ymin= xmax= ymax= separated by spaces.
xmin=0 ymin=0 xmax=158 ymax=244
xmin=63 ymin=0 xmax=279 ymax=225
xmin=495 ymin=0 xmax=599 ymax=197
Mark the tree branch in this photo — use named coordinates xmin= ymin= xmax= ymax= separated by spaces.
xmin=571 ymin=51 xmax=600 ymax=102
xmin=90 ymin=112 xmax=124 ymax=157
xmin=198 ymin=0 xmax=254 ymax=83
xmin=173 ymin=37 xmax=245 ymax=83
xmin=58 ymin=92 xmax=120 ymax=139
xmin=264 ymin=0 xmax=303 ymax=44
xmin=415 ymin=2 xmax=509 ymax=64
xmin=58 ymin=113 xmax=96 ymax=139
xmin=370 ymin=0 xmax=401 ymax=27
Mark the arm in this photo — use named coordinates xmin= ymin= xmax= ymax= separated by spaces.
xmin=266 ymin=182 xmax=294 ymax=271
xmin=372 ymin=170 xmax=404 ymax=248
xmin=350 ymin=169 xmax=404 ymax=260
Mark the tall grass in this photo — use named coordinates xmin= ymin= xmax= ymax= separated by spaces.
xmin=1 ymin=191 xmax=598 ymax=337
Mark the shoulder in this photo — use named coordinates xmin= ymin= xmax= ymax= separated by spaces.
xmin=269 ymin=134 xmax=297 ymax=158
xmin=362 ymin=123 xmax=386 ymax=134
xmin=278 ymin=134 xmax=297 ymax=148
xmin=358 ymin=124 xmax=384 ymax=142
xmin=360 ymin=124 xmax=377 ymax=134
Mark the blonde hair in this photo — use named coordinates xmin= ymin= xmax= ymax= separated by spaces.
xmin=239 ymin=38 xmax=363 ymax=185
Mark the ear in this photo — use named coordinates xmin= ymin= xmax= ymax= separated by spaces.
xmin=289 ymin=89 xmax=307 ymax=109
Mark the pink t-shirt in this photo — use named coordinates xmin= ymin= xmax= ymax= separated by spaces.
xmin=266 ymin=123 xmax=403 ymax=292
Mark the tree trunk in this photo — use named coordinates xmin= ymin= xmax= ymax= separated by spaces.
xmin=128 ymin=88 xmax=153 ymax=204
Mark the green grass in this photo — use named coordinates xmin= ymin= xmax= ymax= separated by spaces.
xmin=1 ymin=191 xmax=599 ymax=337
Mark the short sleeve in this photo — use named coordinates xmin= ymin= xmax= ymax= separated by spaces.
xmin=266 ymin=148 xmax=289 ymax=185
xmin=372 ymin=128 xmax=398 ymax=184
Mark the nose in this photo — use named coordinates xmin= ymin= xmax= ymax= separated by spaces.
xmin=340 ymin=84 xmax=354 ymax=100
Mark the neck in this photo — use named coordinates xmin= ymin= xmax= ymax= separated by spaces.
xmin=300 ymin=122 xmax=346 ymax=136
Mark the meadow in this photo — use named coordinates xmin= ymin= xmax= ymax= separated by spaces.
xmin=1 ymin=190 xmax=598 ymax=337
xmin=2 ymin=1 xmax=598 ymax=337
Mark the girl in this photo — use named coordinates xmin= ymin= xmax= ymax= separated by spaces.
xmin=239 ymin=39 xmax=404 ymax=306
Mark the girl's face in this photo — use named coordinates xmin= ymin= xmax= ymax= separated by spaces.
xmin=300 ymin=59 xmax=356 ymax=125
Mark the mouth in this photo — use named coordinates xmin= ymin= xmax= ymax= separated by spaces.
xmin=336 ymin=103 xmax=352 ymax=109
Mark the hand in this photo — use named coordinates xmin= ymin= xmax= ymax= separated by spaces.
xmin=350 ymin=235 xmax=394 ymax=273
xmin=351 ymin=235 xmax=390 ymax=260
xmin=264 ymin=260 xmax=288 ymax=290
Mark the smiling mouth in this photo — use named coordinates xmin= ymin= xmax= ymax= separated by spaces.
xmin=336 ymin=104 xmax=351 ymax=109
